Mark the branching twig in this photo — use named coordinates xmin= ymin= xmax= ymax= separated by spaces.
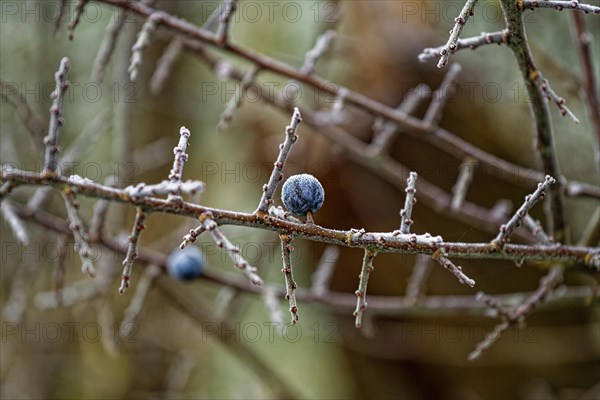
xmin=200 ymin=212 xmax=264 ymax=285
xmin=419 ymin=30 xmax=508 ymax=63
xmin=468 ymin=266 xmax=564 ymax=360
xmin=280 ymin=234 xmax=299 ymax=324
xmin=354 ymin=249 xmax=377 ymax=328
xmin=432 ymin=248 xmax=476 ymax=287
xmin=499 ymin=0 xmax=566 ymax=242
xmin=436 ymin=0 xmax=479 ymax=68
xmin=492 ymin=175 xmax=555 ymax=247
xmin=42 ymin=57 xmax=70 ymax=176
xmin=399 ymin=172 xmax=418 ymax=234
xmin=119 ymin=207 xmax=147 ymax=294
xmin=255 ymin=107 xmax=302 ymax=214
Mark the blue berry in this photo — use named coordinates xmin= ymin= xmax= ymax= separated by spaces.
xmin=167 ymin=246 xmax=204 ymax=280
xmin=281 ymin=174 xmax=325 ymax=217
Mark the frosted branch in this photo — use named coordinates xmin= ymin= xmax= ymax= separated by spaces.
xmin=354 ymin=249 xmax=377 ymax=328
xmin=119 ymin=208 xmax=147 ymax=294
xmin=256 ymin=107 xmax=302 ymax=214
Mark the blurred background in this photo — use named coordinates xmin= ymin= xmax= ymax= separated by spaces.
xmin=1 ymin=1 xmax=599 ymax=399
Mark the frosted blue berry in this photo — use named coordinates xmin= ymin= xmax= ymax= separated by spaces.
xmin=281 ymin=174 xmax=325 ymax=217
xmin=167 ymin=246 xmax=204 ymax=280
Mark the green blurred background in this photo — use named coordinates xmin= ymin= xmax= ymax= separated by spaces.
xmin=1 ymin=1 xmax=599 ymax=399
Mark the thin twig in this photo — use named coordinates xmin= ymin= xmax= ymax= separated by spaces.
xmin=42 ymin=57 xmax=70 ymax=176
xmin=255 ymin=107 xmax=302 ymax=214
xmin=68 ymin=0 xmax=88 ymax=40
xmin=119 ymin=207 xmax=147 ymax=294
xmin=216 ymin=0 xmax=237 ymax=45
xmin=468 ymin=265 xmax=563 ymax=361
xmin=52 ymin=234 xmax=69 ymax=307
xmin=120 ymin=264 xmax=161 ymax=336
xmin=62 ymin=188 xmax=96 ymax=277
xmin=354 ymin=249 xmax=377 ymax=328
xmin=451 ymin=157 xmax=478 ymax=211
xmin=424 ymin=63 xmax=462 ymax=125
xmin=200 ymin=212 xmax=264 ymax=285
xmin=492 ymin=175 xmax=555 ymax=247
xmin=217 ymin=67 xmax=260 ymax=131
xmin=437 ymin=0 xmax=479 ymax=68
xmin=419 ymin=30 xmax=508 ymax=63
xmin=301 ymin=30 xmax=337 ymax=76
xmin=167 ymin=126 xmax=192 ymax=202
xmin=280 ymin=234 xmax=299 ymax=324
xmin=367 ymin=84 xmax=431 ymax=157
xmin=399 ymin=172 xmax=418 ymax=234
xmin=262 ymin=287 xmax=285 ymax=326
xmin=536 ymin=76 xmax=579 ymax=123
xmin=521 ymin=1 xmax=600 ymax=14
xmin=432 ymin=248 xmax=476 ymax=287
xmin=91 ymin=9 xmax=129 ymax=83
xmin=149 ymin=37 xmax=184 ymax=95
xmin=1 ymin=200 xmax=29 ymax=244
xmin=129 ymin=12 xmax=163 ymax=81
xmin=311 ymin=245 xmax=340 ymax=298
xmin=1 ymin=79 xmax=46 ymax=149
xmin=404 ymin=255 xmax=433 ymax=306
xmin=571 ymin=11 xmax=600 ymax=163
xmin=522 ymin=214 xmax=553 ymax=244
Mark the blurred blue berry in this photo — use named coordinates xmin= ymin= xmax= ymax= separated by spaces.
xmin=281 ymin=174 xmax=325 ymax=217
xmin=167 ymin=246 xmax=204 ymax=280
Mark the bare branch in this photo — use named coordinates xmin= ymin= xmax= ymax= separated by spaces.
xmin=42 ymin=57 xmax=70 ymax=176
xmin=437 ymin=0 xmax=479 ymax=68
xmin=301 ymin=30 xmax=337 ymax=76
xmin=399 ymin=172 xmax=418 ymax=234
xmin=451 ymin=157 xmax=478 ymax=211
xmin=354 ymin=249 xmax=377 ymax=328
xmin=119 ymin=207 xmax=147 ymax=294
xmin=129 ymin=12 xmax=163 ymax=81
xmin=201 ymin=213 xmax=264 ymax=285
xmin=255 ymin=107 xmax=302 ymax=214
xmin=424 ymin=63 xmax=462 ymax=126
xmin=62 ymin=189 xmax=96 ymax=277
xmin=280 ymin=234 xmax=299 ymax=324
xmin=419 ymin=30 xmax=508 ymax=63
xmin=432 ymin=248 xmax=476 ymax=287
xmin=492 ymin=175 xmax=555 ymax=247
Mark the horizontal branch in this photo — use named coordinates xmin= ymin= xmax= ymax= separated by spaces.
xmin=19 ymin=203 xmax=597 ymax=317
xmin=3 ymin=169 xmax=598 ymax=268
